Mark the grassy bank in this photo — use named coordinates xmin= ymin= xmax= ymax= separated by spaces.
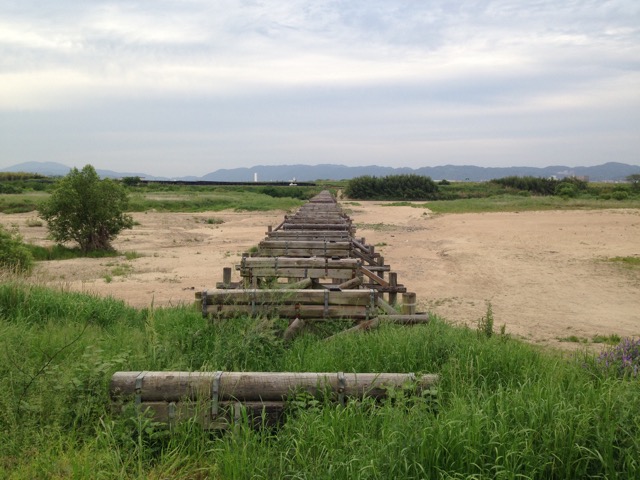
xmin=1 ymin=281 xmax=638 ymax=478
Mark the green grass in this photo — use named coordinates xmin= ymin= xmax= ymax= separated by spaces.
xmin=1 ymin=282 xmax=639 ymax=478
xmin=608 ymin=256 xmax=640 ymax=267
xmin=427 ymin=194 xmax=640 ymax=214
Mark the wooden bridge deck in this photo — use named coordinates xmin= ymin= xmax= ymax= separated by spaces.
xmin=198 ymin=190 xmax=423 ymax=325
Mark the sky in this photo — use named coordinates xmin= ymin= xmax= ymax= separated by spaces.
xmin=1 ymin=0 xmax=639 ymax=178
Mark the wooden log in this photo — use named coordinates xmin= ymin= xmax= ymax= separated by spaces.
xmin=259 ymin=240 xmax=351 ymax=249
xmin=379 ymin=314 xmax=431 ymax=325
xmin=110 ymin=371 xmax=440 ymax=402
xmin=401 ymin=292 xmax=417 ymax=315
xmin=198 ymin=289 xmax=374 ymax=306
xmin=276 ymin=278 xmax=313 ymax=290
xmin=323 ymin=318 xmax=381 ymax=341
xmin=241 ymin=258 xmax=359 ymax=269
xmin=282 ymin=223 xmax=352 ymax=231
xmin=245 ymin=268 xmax=355 ymax=280
xmin=360 ymin=266 xmax=390 ymax=288
xmin=257 ymin=248 xmax=351 ymax=258
xmin=204 ymin=304 xmax=370 ymax=320
xmin=336 ymin=277 xmax=362 ymax=290
xmin=389 ymin=272 xmax=398 ymax=305
xmin=283 ymin=318 xmax=306 ymax=342
xmin=376 ymin=297 xmax=398 ymax=315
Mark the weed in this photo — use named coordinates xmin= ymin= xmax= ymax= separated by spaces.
xmin=25 ymin=218 xmax=43 ymax=227
xmin=123 ymin=251 xmax=143 ymax=260
xmin=476 ymin=301 xmax=494 ymax=338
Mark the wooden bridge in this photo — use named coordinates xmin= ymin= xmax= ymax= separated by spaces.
xmin=110 ymin=191 xmax=436 ymax=429
xmin=197 ymin=190 xmax=429 ymax=338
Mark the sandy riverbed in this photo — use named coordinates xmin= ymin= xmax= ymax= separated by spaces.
xmin=2 ymin=203 xmax=638 ymax=349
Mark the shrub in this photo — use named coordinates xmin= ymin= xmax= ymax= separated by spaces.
xmin=0 ymin=225 xmax=34 ymax=273
xmin=555 ymin=182 xmax=578 ymax=198
xmin=38 ymin=165 xmax=134 ymax=252
xmin=345 ymin=174 xmax=439 ymax=200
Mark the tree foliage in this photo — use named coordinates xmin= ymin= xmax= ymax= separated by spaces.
xmin=38 ymin=165 xmax=134 ymax=252
xmin=345 ymin=174 xmax=439 ymax=200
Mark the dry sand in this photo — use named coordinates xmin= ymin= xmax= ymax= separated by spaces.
xmin=2 ymin=203 xmax=639 ymax=349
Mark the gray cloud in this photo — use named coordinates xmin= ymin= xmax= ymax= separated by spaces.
xmin=1 ymin=0 xmax=639 ymax=176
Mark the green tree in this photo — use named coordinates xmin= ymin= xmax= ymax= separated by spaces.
xmin=627 ymin=174 xmax=640 ymax=192
xmin=39 ymin=165 xmax=134 ymax=252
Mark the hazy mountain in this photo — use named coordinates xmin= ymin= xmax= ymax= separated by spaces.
xmin=202 ymin=162 xmax=640 ymax=182
xmin=0 ymin=161 xmax=163 ymax=180
xmin=3 ymin=161 xmax=639 ymax=182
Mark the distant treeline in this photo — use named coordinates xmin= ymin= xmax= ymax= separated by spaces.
xmin=490 ymin=176 xmax=588 ymax=196
xmin=344 ymin=174 xmax=637 ymax=201
xmin=344 ymin=174 xmax=439 ymax=200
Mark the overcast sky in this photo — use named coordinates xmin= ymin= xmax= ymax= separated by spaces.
xmin=1 ymin=0 xmax=638 ymax=177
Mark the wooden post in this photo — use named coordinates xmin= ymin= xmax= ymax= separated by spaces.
xmin=389 ymin=272 xmax=398 ymax=305
xmin=268 ymin=225 xmax=272 ymax=233
xmin=223 ymin=267 xmax=232 ymax=286
xmin=377 ymin=256 xmax=385 ymax=280
xmin=401 ymin=292 xmax=417 ymax=315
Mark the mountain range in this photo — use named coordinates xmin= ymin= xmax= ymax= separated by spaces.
xmin=2 ymin=161 xmax=639 ymax=182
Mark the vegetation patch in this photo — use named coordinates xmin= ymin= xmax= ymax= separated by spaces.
xmin=607 ymin=256 xmax=640 ymax=267
xmin=1 ymin=283 xmax=639 ymax=478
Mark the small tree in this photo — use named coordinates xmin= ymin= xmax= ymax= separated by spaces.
xmin=627 ymin=174 xmax=640 ymax=192
xmin=39 ymin=165 xmax=134 ymax=252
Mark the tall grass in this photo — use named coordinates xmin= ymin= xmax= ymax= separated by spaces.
xmin=1 ymin=282 xmax=638 ymax=478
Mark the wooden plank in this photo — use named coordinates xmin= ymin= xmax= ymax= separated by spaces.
xmin=256 ymin=248 xmax=351 ymax=258
xmin=110 ymin=371 xmax=440 ymax=402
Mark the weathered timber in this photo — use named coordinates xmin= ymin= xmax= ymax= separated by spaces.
xmin=283 ymin=318 xmax=306 ymax=342
xmin=276 ymin=278 xmax=313 ymax=290
xmin=376 ymin=297 xmax=398 ymax=315
xmin=336 ymin=277 xmax=363 ymax=289
xmin=240 ymin=257 xmax=359 ymax=269
xmin=256 ymin=248 xmax=351 ymax=258
xmin=198 ymin=289 xmax=375 ymax=306
xmin=267 ymin=231 xmax=351 ymax=240
xmin=282 ymin=223 xmax=353 ymax=231
xmin=244 ymin=267 xmax=355 ymax=280
xmin=402 ymin=292 xmax=417 ymax=315
xmin=360 ymin=266 xmax=390 ymax=288
xmin=110 ymin=371 xmax=439 ymax=402
xmin=203 ymin=304 xmax=371 ymax=320
xmin=380 ymin=314 xmax=431 ymax=325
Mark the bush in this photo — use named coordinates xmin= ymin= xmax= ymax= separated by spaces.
xmin=555 ymin=182 xmax=578 ymax=198
xmin=38 ymin=165 xmax=134 ymax=252
xmin=345 ymin=174 xmax=439 ymax=200
xmin=0 ymin=225 xmax=33 ymax=273
xmin=611 ymin=190 xmax=629 ymax=201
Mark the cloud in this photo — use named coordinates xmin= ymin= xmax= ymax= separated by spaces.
xmin=1 ymin=0 xmax=639 ymax=174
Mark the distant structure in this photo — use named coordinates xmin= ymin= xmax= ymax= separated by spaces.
xmin=254 ymin=172 xmax=258 ymax=183
xmin=289 ymin=177 xmax=297 ymax=186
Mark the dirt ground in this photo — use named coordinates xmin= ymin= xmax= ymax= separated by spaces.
xmin=2 ymin=203 xmax=639 ymax=349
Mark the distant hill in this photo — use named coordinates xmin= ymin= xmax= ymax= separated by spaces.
xmin=2 ymin=161 xmax=639 ymax=182
xmin=0 ymin=162 xmax=160 ymax=180
xmin=202 ymin=162 xmax=640 ymax=182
